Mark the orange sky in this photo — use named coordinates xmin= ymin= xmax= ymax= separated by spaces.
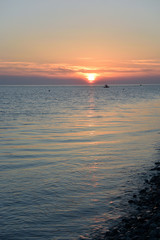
xmin=0 ymin=0 xmax=160 ymax=84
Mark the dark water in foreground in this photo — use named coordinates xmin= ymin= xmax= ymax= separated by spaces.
xmin=0 ymin=85 xmax=160 ymax=240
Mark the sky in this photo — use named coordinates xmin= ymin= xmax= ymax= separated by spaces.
xmin=0 ymin=0 xmax=160 ymax=85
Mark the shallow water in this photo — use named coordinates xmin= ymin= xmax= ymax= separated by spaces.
xmin=0 ymin=85 xmax=160 ymax=239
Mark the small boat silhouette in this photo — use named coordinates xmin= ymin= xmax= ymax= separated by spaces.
xmin=104 ymin=84 xmax=109 ymax=88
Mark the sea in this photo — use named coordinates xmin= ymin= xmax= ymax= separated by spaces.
xmin=0 ymin=84 xmax=160 ymax=240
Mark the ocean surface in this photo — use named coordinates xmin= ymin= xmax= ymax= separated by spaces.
xmin=0 ymin=85 xmax=160 ymax=240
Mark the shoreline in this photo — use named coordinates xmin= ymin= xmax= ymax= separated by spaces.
xmin=82 ymin=161 xmax=160 ymax=240
xmin=103 ymin=161 xmax=160 ymax=240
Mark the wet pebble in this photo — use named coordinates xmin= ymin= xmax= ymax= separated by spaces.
xmin=102 ymin=163 xmax=160 ymax=240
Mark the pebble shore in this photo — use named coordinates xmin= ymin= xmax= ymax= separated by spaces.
xmin=80 ymin=161 xmax=160 ymax=240
xmin=102 ymin=161 xmax=160 ymax=240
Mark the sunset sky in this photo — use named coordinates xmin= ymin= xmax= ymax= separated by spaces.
xmin=0 ymin=0 xmax=160 ymax=85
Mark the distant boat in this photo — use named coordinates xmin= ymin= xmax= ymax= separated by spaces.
xmin=104 ymin=84 xmax=109 ymax=88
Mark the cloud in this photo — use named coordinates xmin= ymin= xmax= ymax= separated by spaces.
xmin=0 ymin=59 xmax=160 ymax=83
xmin=0 ymin=61 xmax=77 ymax=77
xmin=131 ymin=59 xmax=160 ymax=65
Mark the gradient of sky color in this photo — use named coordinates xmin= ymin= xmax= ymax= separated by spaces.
xmin=0 ymin=0 xmax=160 ymax=84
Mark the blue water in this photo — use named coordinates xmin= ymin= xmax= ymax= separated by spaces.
xmin=0 ymin=85 xmax=160 ymax=240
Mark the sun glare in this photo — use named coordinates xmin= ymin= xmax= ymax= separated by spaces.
xmin=87 ymin=73 xmax=96 ymax=83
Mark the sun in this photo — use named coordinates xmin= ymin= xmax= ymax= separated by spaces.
xmin=87 ymin=73 xmax=96 ymax=83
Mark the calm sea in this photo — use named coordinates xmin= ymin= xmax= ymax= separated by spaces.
xmin=0 ymin=85 xmax=160 ymax=240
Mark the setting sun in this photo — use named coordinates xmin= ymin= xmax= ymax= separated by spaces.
xmin=87 ymin=74 xmax=96 ymax=83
